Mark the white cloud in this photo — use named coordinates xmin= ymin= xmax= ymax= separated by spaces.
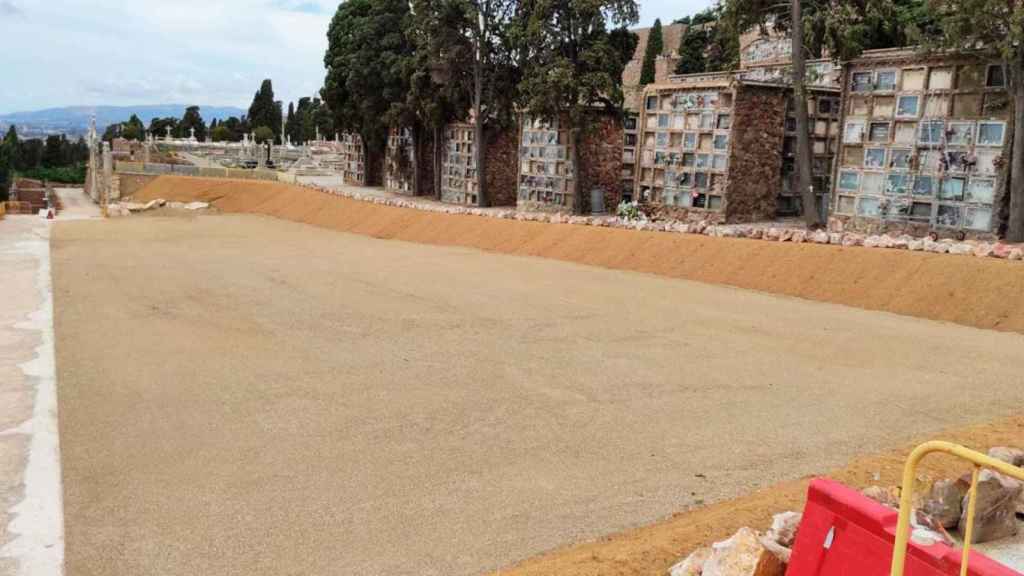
xmin=0 ymin=0 xmax=715 ymax=115
xmin=0 ymin=0 xmax=23 ymax=16
xmin=0 ymin=0 xmax=333 ymax=114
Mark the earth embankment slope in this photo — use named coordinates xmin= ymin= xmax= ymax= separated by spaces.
xmin=132 ymin=175 xmax=1024 ymax=334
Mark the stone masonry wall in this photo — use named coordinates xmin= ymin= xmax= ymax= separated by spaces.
xmin=725 ymin=84 xmax=787 ymax=222
xmin=483 ymin=125 xmax=519 ymax=207
xmin=578 ymin=113 xmax=625 ymax=214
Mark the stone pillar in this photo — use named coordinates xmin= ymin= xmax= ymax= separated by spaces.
xmin=88 ymin=141 xmax=98 ymax=202
xmin=102 ymin=143 xmax=113 ymax=212
xmin=143 ymin=141 xmax=151 ymax=164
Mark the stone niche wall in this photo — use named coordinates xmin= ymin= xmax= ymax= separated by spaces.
xmin=830 ymin=51 xmax=1011 ymax=239
xmin=385 ymin=127 xmax=434 ymax=197
xmin=635 ymin=78 xmax=737 ymax=222
xmin=341 ymin=133 xmax=383 ymax=187
xmin=440 ymin=122 xmax=517 ymax=207
xmin=516 ymin=112 xmax=623 ymax=214
xmin=724 ymin=83 xmax=787 ymax=222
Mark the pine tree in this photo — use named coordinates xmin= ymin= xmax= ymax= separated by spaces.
xmin=639 ymin=19 xmax=663 ymax=86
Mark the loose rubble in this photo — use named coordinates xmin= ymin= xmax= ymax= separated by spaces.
xmin=959 ymin=470 xmax=1022 ymax=544
xmin=668 ymin=513 xmax=797 ymax=576
xmin=105 ymin=198 xmax=211 ymax=217
xmin=666 ymin=446 xmax=1024 ymax=575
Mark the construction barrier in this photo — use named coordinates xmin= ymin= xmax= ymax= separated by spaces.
xmin=786 ymin=477 xmax=1017 ymax=576
xmin=892 ymin=442 xmax=1024 ymax=576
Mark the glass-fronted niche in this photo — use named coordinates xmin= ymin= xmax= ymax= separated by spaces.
xmin=638 ymin=87 xmax=734 ymax=211
xmin=835 ymin=118 xmax=1005 ymax=231
xmin=835 ymin=60 xmax=1008 ymax=233
xmin=518 ymin=116 xmax=575 ymax=208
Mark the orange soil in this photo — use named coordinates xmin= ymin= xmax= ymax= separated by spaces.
xmin=494 ymin=416 xmax=1024 ymax=576
xmin=133 ymin=176 xmax=1024 ymax=335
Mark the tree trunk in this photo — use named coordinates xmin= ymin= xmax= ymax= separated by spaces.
xmin=1008 ymin=53 xmax=1024 ymax=242
xmin=571 ymin=125 xmax=584 ymax=215
xmin=474 ymin=62 xmax=488 ymax=207
xmin=434 ymin=123 xmax=443 ymax=201
xmin=410 ymin=126 xmax=420 ymax=196
xmin=791 ymin=0 xmax=820 ymax=228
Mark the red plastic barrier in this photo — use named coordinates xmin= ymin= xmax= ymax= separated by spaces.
xmin=786 ymin=478 xmax=1020 ymax=576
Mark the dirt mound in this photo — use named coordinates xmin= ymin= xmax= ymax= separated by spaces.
xmin=133 ymin=176 xmax=1024 ymax=334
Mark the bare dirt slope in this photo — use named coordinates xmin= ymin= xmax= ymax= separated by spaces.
xmin=498 ymin=416 xmax=1024 ymax=576
xmin=52 ymin=214 xmax=1024 ymax=576
xmin=131 ymin=176 xmax=1024 ymax=335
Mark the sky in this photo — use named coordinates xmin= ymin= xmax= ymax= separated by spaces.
xmin=0 ymin=0 xmax=715 ymax=115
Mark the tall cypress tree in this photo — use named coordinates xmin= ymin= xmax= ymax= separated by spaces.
xmin=285 ymin=102 xmax=296 ymax=144
xmin=639 ymin=19 xmax=663 ymax=86
xmin=248 ymin=79 xmax=278 ymax=137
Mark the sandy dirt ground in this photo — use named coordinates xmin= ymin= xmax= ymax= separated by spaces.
xmin=51 ymin=213 xmax=1024 ymax=576
xmin=131 ymin=176 xmax=1024 ymax=335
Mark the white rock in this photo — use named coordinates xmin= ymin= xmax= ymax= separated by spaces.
xmin=184 ymin=201 xmax=210 ymax=210
xmin=702 ymin=527 xmax=786 ymax=576
xmin=948 ymin=243 xmax=974 ymax=256
xmin=765 ymin=511 xmax=801 ymax=548
xmin=669 ymin=547 xmax=712 ymax=576
xmin=988 ymin=447 xmax=1024 ymax=467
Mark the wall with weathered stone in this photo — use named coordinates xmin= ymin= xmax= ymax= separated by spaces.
xmin=578 ymin=113 xmax=625 ymax=214
xmin=725 ymin=84 xmax=787 ymax=222
xmin=483 ymin=125 xmax=519 ymax=207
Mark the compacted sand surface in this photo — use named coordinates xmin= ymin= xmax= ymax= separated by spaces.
xmin=52 ymin=214 xmax=1024 ymax=576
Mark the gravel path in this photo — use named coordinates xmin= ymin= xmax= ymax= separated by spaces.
xmin=52 ymin=214 xmax=1024 ymax=576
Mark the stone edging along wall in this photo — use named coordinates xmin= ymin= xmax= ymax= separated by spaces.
xmin=292 ymin=181 xmax=1024 ymax=263
xmin=121 ymin=170 xmax=1024 ymax=263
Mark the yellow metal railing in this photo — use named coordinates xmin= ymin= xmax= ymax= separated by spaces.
xmin=891 ymin=441 xmax=1024 ymax=576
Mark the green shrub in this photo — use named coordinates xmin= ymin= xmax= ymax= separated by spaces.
xmin=19 ymin=164 xmax=87 ymax=184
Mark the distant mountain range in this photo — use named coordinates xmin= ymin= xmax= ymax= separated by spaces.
xmin=0 ymin=105 xmax=248 ymax=138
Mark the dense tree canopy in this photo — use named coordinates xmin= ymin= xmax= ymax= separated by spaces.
xmin=515 ymin=0 xmax=638 ymax=213
xmin=148 ymin=117 xmax=179 ymax=140
xmin=178 ymin=106 xmax=208 ymax=141
xmin=323 ymin=0 xmax=416 ymax=161
xmin=0 ymin=127 xmax=88 ymax=197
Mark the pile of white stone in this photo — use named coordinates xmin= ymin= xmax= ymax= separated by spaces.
xmin=106 ymin=199 xmax=210 ymax=217
xmin=299 ymin=184 xmax=1024 ymax=263
xmin=667 ymin=446 xmax=1024 ymax=576
xmin=669 ymin=512 xmax=800 ymax=576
